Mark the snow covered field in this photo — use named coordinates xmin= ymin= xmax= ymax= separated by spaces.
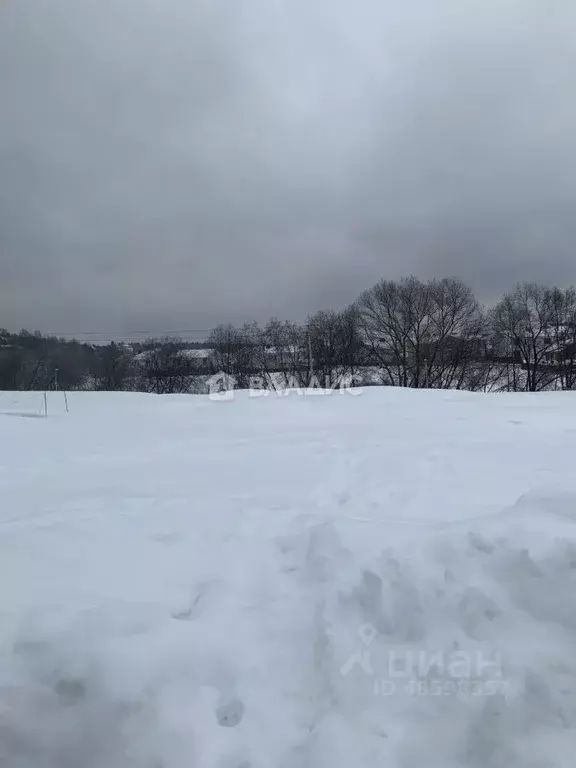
xmin=2 ymin=387 xmax=576 ymax=767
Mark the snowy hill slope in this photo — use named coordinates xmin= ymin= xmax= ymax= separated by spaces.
xmin=2 ymin=388 xmax=576 ymax=766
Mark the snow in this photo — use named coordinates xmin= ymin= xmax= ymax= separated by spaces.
xmin=1 ymin=387 xmax=576 ymax=766
xmin=182 ymin=348 xmax=213 ymax=359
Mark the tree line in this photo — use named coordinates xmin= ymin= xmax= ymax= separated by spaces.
xmin=3 ymin=277 xmax=576 ymax=394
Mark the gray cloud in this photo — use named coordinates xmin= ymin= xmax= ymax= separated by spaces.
xmin=1 ymin=0 xmax=576 ymax=339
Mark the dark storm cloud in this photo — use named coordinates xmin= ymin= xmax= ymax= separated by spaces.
xmin=1 ymin=0 xmax=576 ymax=338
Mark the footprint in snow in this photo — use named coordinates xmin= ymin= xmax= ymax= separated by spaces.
xmin=216 ymin=698 xmax=245 ymax=728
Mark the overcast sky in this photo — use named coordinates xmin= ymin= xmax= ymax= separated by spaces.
xmin=1 ymin=0 xmax=575 ymax=340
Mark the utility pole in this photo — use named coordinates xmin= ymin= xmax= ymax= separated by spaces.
xmin=307 ymin=331 xmax=314 ymax=383
xmin=53 ymin=367 xmax=69 ymax=413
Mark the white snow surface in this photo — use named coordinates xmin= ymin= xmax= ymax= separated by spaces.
xmin=2 ymin=388 xmax=576 ymax=767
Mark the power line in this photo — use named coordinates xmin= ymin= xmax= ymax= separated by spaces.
xmin=9 ymin=324 xmax=300 ymax=344
xmin=45 ymin=329 xmax=214 ymax=337
xmin=40 ymin=329 xmax=217 ymax=345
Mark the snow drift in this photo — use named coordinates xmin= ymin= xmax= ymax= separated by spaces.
xmin=1 ymin=387 xmax=576 ymax=766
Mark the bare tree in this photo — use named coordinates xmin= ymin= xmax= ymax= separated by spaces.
xmin=0 ymin=331 xmax=95 ymax=391
xmin=490 ymin=283 xmax=557 ymax=392
xmin=94 ymin=343 xmax=132 ymax=391
xmin=306 ymin=307 xmax=365 ymax=388
xmin=338 ymin=305 xmax=366 ymax=381
xmin=207 ymin=324 xmax=254 ymax=388
xmin=279 ymin=321 xmax=310 ymax=388
xmin=138 ymin=337 xmax=196 ymax=394
xmin=358 ymin=277 xmax=420 ymax=387
xmin=306 ymin=311 xmax=344 ymax=388
xmin=548 ymin=286 xmax=576 ymax=390
xmin=257 ymin=318 xmax=307 ymax=389
xmin=424 ymin=278 xmax=487 ymax=390
xmin=357 ymin=276 xmax=484 ymax=389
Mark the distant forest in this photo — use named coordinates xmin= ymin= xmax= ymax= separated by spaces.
xmin=3 ymin=277 xmax=576 ymax=394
